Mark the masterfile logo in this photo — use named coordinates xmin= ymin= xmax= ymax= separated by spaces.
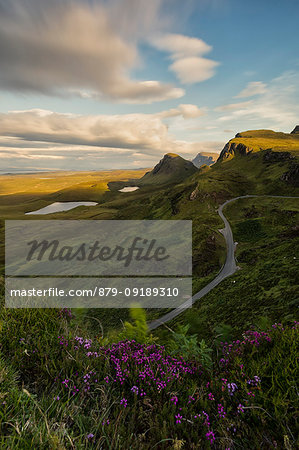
xmin=5 ymin=220 xmax=192 ymax=309
xmin=5 ymin=220 xmax=192 ymax=275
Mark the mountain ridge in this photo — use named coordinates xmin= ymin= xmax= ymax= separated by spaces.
xmin=217 ymin=128 xmax=299 ymax=162
xmin=137 ymin=153 xmax=198 ymax=185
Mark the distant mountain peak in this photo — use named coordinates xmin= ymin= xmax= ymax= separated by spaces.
xmin=192 ymin=152 xmax=218 ymax=168
xmin=165 ymin=152 xmax=180 ymax=158
xmin=291 ymin=125 xmax=299 ymax=134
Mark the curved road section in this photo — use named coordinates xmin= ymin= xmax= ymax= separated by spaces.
xmin=148 ymin=195 xmax=299 ymax=330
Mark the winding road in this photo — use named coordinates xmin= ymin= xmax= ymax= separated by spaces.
xmin=148 ymin=195 xmax=299 ymax=330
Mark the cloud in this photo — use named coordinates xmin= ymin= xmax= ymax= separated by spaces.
xmin=151 ymin=34 xmax=212 ymax=59
xmin=150 ymin=33 xmax=219 ymax=84
xmin=217 ymin=71 xmax=299 ymax=131
xmin=0 ymin=108 xmax=222 ymax=171
xmin=0 ymin=110 xmax=171 ymax=150
xmin=170 ymin=57 xmax=219 ymax=84
xmin=235 ymin=81 xmax=267 ymax=98
xmin=215 ymin=101 xmax=253 ymax=111
xmin=0 ymin=0 xmax=184 ymax=103
xmin=158 ymin=104 xmax=205 ymax=119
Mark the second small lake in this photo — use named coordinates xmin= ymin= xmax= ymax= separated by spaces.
xmin=118 ymin=186 xmax=139 ymax=192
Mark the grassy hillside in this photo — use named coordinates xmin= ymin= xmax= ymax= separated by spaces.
xmin=0 ymin=129 xmax=298 ymax=448
xmin=218 ymin=129 xmax=299 ymax=161
xmin=162 ymin=196 xmax=299 ymax=342
xmin=138 ymin=153 xmax=198 ymax=185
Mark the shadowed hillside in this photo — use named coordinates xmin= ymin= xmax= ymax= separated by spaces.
xmin=137 ymin=153 xmax=198 ymax=185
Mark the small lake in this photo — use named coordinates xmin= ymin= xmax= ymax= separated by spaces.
xmin=118 ymin=186 xmax=139 ymax=192
xmin=25 ymin=202 xmax=98 ymax=215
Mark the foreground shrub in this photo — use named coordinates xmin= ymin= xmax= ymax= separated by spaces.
xmin=49 ymin=322 xmax=298 ymax=448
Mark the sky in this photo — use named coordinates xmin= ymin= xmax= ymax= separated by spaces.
xmin=0 ymin=0 xmax=299 ymax=172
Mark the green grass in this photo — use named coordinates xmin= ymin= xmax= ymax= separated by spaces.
xmin=0 ymin=129 xmax=298 ymax=448
xmin=166 ymin=197 xmax=299 ymax=342
xmin=230 ymin=129 xmax=299 ymax=155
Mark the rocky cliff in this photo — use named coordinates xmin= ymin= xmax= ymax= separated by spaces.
xmin=217 ymin=142 xmax=253 ymax=162
xmin=290 ymin=125 xmax=299 ymax=134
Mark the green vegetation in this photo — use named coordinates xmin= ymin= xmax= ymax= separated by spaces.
xmin=0 ymin=304 xmax=297 ymax=448
xmin=230 ymin=129 xmax=299 ymax=155
xmin=138 ymin=153 xmax=198 ymax=185
xmin=0 ymin=129 xmax=298 ymax=448
xmin=167 ymin=197 xmax=299 ymax=341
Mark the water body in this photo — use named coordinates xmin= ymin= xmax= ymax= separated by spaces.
xmin=25 ymin=202 xmax=98 ymax=215
xmin=118 ymin=186 xmax=139 ymax=192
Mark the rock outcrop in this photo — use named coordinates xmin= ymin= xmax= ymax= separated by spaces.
xmin=280 ymin=163 xmax=299 ymax=186
xmin=263 ymin=150 xmax=294 ymax=163
xmin=217 ymin=142 xmax=253 ymax=162
xmin=290 ymin=125 xmax=299 ymax=134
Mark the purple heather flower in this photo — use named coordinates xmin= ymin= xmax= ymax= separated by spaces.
xmin=170 ymin=396 xmax=178 ymax=405
xmin=86 ymin=433 xmax=94 ymax=440
xmin=131 ymin=386 xmax=139 ymax=394
xmin=206 ymin=431 xmax=215 ymax=444
xmin=208 ymin=392 xmax=215 ymax=401
xmin=218 ymin=403 xmax=226 ymax=418
xmin=237 ymin=403 xmax=245 ymax=413
xmin=120 ymin=398 xmax=127 ymax=408
xmin=175 ymin=414 xmax=183 ymax=424
xmin=227 ymin=382 xmax=238 ymax=396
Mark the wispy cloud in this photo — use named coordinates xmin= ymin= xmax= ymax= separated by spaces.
xmin=215 ymin=101 xmax=253 ymax=111
xmin=0 ymin=0 xmax=184 ymax=103
xmin=217 ymin=71 xmax=299 ymax=131
xmin=235 ymin=81 xmax=267 ymax=98
xmin=158 ymin=104 xmax=205 ymax=119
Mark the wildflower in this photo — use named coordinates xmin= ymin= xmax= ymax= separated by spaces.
xmin=202 ymin=411 xmax=210 ymax=427
xmin=58 ymin=308 xmax=73 ymax=319
xmin=247 ymin=391 xmax=255 ymax=397
xmin=227 ymin=382 xmax=238 ymax=396
xmin=175 ymin=414 xmax=183 ymax=424
xmin=86 ymin=433 xmax=94 ymax=440
xmin=120 ymin=398 xmax=127 ymax=408
xmin=170 ymin=395 xmax=178 ymax=405
xmin=237 ymin=403 xmax=244 ymax=413
xmin=208 ymin=392 xmax=215 ymax=401
xmin=218 ymin=403 xmax=226 ymax=418
xmin=131 ymin=386 xmax=139 ymax=395
xmin=247 ymin=375 xmax=261 ymax=386
xmin=206 ymin=431 xmax=215 ymax=444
